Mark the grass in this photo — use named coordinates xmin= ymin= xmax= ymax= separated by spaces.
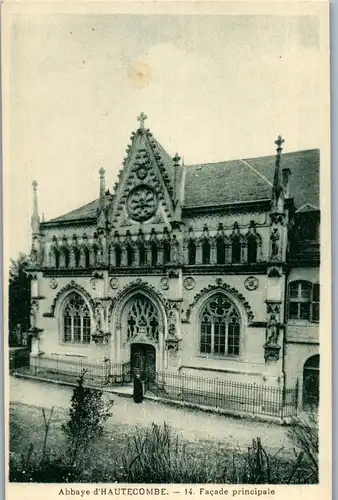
xmin=9 ymin=402 xmax=318 ymax=484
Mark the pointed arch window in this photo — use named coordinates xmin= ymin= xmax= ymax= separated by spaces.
xmin=231 ymin=238 xmax=241 ymax=263
xmin=200 ymin=294 xmax=240 ymax=356
xmin=139 ymin=242 xmax=146 ymax=266
xmin=83 ymin=247 xmax=90 ymax=268
xmin=151 ymin=242 xmax=158 ymax=266
xmin=74 ymin=247 xmax=81 ymax=267
xmin=115 ymin=245 xmax=121 ymax=267
xmin=247 ymin=235 xmax=258 ymax=264
xmin=62 ymin=292 xmax=91 ymax=344
xmin=60 ymin=247 xmax=70 ymax=268
xmin=163 ymin=241 xmax=171 ymax=264
xmin=126 ymin=294 xmax=159 ymax=342
xmin=188 ymin=240 xmax=196 ymax=265
xmin=126 ymin=244 xmax=133 ymax=267
xmin=202 ymin=239 xmax=210 ymax=264
xmin=51 ymin=247 xmax=60 ymax=268
xmin=216 ymin=238 xmax=226 ymax=264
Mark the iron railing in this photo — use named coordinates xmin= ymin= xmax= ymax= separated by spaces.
xmin=145 ymin=371 xmax=298 ymax=418
xmin=29 ymin=356 xmax=131 ymax=388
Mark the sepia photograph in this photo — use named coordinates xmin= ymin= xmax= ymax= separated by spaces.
xmin=2 ymin=1 xmax=331 ymax=496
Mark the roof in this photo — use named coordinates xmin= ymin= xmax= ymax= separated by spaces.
xmin=184 ymin=149 xmax=319 ymax=210
xmin=44 ymin=148 xmax=319 ymax=225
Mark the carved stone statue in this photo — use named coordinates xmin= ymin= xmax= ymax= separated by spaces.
xmin=266 ymin=314 xmax=279 ymax=345
xmin=270 ymin=228 xmax=280 ymax=259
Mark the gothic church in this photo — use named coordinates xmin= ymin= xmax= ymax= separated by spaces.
xmin=28 ymin=113 xmax=320 ymax=410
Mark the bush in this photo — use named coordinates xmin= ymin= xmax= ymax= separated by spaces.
xmin=61 ymin=370 xmax=114 ymax=468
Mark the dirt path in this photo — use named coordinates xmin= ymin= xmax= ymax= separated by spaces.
xmin=9 ymin=376 xmax=293 ymax=451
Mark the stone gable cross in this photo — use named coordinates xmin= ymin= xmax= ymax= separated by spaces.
xmin=137 ymin=112 xmax=147 ymax=129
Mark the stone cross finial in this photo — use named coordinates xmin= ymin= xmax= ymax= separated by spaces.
xmin=137 ymin=112 xmax=147 ymax=129
xmin=275 ymin=135 xmax=285 ymax=153
xmin=173 ymin=153 xmax=181 ymax=167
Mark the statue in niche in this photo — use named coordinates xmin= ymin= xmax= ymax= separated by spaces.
xmin=171 ymin=236 xmax=180 ymax=264
xmin=266 ymin=314 xmax=279 ymax=345
xmin=30 ymin=300 xmax=39 ymax=329
xmin=270 ymin=228 xmax=280 ymax=259
xmin=94 ymin=303 xmax=104 ymax=333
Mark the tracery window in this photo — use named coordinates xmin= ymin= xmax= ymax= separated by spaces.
xmin=126 ymin=294 xmax=159 ymax=342
xmin=200 ymin=294 xmax=240 ymax=356
xmin=62 ymin=292 xmax=91 ymax=344
xmin=288 ymin=281 xmax=320 ymax=322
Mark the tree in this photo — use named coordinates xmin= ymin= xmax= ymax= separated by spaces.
xmin=8 ymin=253 xmax=31 ymax=346
xmin=61 ymin=371 xmax=114 ymax=468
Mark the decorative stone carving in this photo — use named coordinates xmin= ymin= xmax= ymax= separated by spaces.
xmin=49 ymin=278 xmax=58 ymax=290
xmin=244 ymin=276 xmax=259 ymax=291
xmin=167 ymin=268 xmax=179 ymax=279
xmin=270 ymin=228 xmax=280 ymax=260
xmin=183 ymin=283 xmax=254 ymax=324
xmin=183 ymin=277 xmax=195 ymax=290
xmin=28 ymin=299 xmax=44 ymax=338
xmin=90 ymin=278 xmax=96 ymax=290
xmin=263 ymin=301 xmax=282 ymax=361
xmin=110 ymin=277 xmax=119 ymax=290
xmin=160 ymin=277 xmax=169 ymax=290
xmin=127 ymin=185 xmax=157 ymax=222
xmin=165 ymin=300 xmax=182 ymax=352
xmin=267 ymin=266 xmax=282 ymax=278
xmin=44 ymin=280 xmax=95 ymax=318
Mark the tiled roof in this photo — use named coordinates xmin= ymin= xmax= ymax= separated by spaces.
xmin=184 ymin=149 xmax=319 ymax=210
xmin=44 ymin=149 xmax=319 ymax=224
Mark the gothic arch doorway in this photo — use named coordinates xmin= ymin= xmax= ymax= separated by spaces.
xmin=303 ymin=354 xmax=319 ymax=408
xmin=123 ymin=292 xmax=160 ymax=379
xmin=131 ymin=343 xmax=156 ymax=381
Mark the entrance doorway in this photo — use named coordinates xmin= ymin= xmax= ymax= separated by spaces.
xmin=303 ymin=354 xmax=319 ymax=408
xmin=131 ymin=343 xmax=156 ymax=381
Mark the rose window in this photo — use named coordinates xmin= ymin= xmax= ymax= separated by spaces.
xmin=127 ymin=186 xmax=157 ymax=222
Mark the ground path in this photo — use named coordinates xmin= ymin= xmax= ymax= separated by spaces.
xmin=10 ymin=376 xmax=293 ymax=451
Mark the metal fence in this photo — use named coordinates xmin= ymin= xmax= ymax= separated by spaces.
xmin=145 ymin=371 xmax=298 ymax=418
xmin=30 ymin=356 xmax=131 ymax=388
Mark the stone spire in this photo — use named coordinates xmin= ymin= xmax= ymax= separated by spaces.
xmin=271 ymin=135 xmax=285 ymax=213
xmin=31 ymin=180 xmax=40 ymax=235
xmin=99 ymin=168 xmax=106 ymax=200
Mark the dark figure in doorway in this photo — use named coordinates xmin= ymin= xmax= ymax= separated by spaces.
xmin=133 ymin=374 xmax=144 ymax=403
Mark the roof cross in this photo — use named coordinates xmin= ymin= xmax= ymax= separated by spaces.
xmin=137 ymin=112 xmax=148 ymax=129
xmin=275 ymin=135 xmax=285 ymax=153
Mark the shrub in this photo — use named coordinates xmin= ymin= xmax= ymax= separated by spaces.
xmin=61 ymin=370 xmax=114 ymax=468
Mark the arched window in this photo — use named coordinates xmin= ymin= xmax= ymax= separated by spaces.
xmin=126 ymin=294 xmax=159 ymax=342
xmin=151 ymin=242 xmax=158 ymax=266
xmin=216 ymin=238 xmax=225 ymax=264
xmin=200 ymin=294 xmax=240 ymax=356
xmin=60 ymin=247 xmax=70 ymax=268
xmin=115 ymin=245 xmax=121 ymax=267
xmin=288 ymin=281 xmax=320 ymax=322
xmin=247 ymin=235 xmax=258 ymax=264
xmin=139 ymin=243 xmax=146 ymax=266
xmin=126 ymin=244 xmax=133 ymax=267
xmin=82 ymin=247 xmax=90 ymax=268
xmin=188 ymin=240 xmax=196 ymax=265
xmin=73 ymin=247 xmax=81 ymax=267
xmin=202 ymin=239 xmax=210 ymax=264
xmin=231 ymin=238 xmax=241 ymax=263
xmin=163 ymin=241 xmax=171 ymax=264
xmin=62 ymin=292 xmax=91 ymax=344
xmin=303 ymin=355 xmax=319 ymax=407
xmin=52 ymin=247 xmax=60 ymax=268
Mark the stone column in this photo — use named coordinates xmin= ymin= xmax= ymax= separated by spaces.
xmin=210 ymin=241 xmax=217 ymax=265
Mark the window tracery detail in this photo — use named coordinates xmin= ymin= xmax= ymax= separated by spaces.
xmin=62 ymin=292 xmax=91 ymax=344
xmin=126 ymin=294 xmax=159 ymax=342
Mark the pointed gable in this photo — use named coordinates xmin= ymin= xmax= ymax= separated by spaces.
xmin=107 ymin=114 xmax=177 ymax=229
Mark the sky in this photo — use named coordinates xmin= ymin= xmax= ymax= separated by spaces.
xmin=7 ymin=12 xmax=322 ymax=260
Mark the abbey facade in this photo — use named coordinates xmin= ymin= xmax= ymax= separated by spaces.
xmin=27 ymin=114 xmax=320 ymax=409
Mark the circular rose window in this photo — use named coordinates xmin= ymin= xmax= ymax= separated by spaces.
xmin=127 ymin=185 xmax=157 ymax=221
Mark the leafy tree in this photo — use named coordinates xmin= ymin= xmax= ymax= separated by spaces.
xmin=61 ymin=371 xmax=114 ymax=467
xmin=8 ymin=253 xmax=31 ymax=346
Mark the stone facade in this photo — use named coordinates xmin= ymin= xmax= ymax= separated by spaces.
xmin=27 ymin=115 xmax=320 ymax=410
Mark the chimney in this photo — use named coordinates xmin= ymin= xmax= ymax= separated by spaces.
xmin=282 ymin=167 xmax=291 ymax=198
xmin=99 ymin=168 xmax=106 ymax=200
